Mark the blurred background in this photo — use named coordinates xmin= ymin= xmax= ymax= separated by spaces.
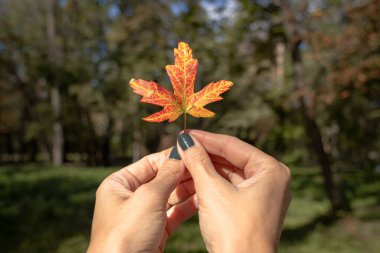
xmin=0 ymin=0 xmax=379 ymax=252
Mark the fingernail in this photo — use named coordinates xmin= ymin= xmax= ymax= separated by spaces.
xmin=169 ymin=146 xmax=181 ymax=160
xmin=178 ymin=133 xmax=194 ymax=151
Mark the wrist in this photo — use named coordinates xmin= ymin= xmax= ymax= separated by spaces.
xmin=87 ymin=244 xmax=124 ymax=253
xmin=87 ymin=236 xmax=127 ymax=253
xmin=216 ymin=245 xmax=275 ymax=253
xmin=214 ymin=238 xmax=276 ymax=253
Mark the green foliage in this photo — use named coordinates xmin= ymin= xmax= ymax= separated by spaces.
xmin=0 ymin=165 xmax=113 ymax=253
xmin=0 ymin=165 xmax=379 ymax=253
xmin=0 ymin=0 xmax=379 ymax=251
xmin=1 ymin=0 xmax=378 ymax=169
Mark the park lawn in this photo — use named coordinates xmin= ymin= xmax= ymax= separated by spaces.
xmin=0 ymin=165 xmax=379 ymax=253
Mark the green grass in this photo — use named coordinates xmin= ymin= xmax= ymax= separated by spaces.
xmin=0 ymin=165 xmax=115 ymax=253
xmin=280 ymin=217 xmax=380 ymax=253
xmin=0 ymin=165 xmax=379 ymax=253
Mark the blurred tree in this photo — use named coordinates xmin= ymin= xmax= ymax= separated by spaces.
xmin=105 ymin=0 xmax=177 ymax=161
xmin=0 ymin=0 xmax=115 ymax=165
xmin=279 ymin=0 xmax=350 ymax=215
xmin=0 ymin=0 xmax=378 ymax=187
xmin=274 ymin=0 xmax=380 ymax=214
xmin=316 ymin=0 xmax=380 ymax=170
xmin=305 ymin=0 xmax=380 ymax=190
xmin=0 ymin=0 xmax=49 ymax=162
xmin=47 ymin=0 xmax=64 ymax=165
xmin=212 ymin=0 xmax=296 ymax=157
xmin=61 ymin=0 xmax=115 ymax=166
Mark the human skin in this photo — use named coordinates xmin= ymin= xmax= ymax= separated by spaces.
xmin=174 ymin=130 xmax=292 ymax=253
xmin=87 ymin=130 xmax=291 ymax=253
xmin=86 ymin=148 xmax=196 ymax=253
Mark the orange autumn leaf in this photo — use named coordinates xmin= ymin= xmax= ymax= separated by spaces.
xmin=129 ymin=42 xmax=233 ymax=123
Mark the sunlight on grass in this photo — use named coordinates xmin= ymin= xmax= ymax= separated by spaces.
xmin=281 ymin=217 xmax=380 ymax=253
xmin=284 ymin=198 xmax=330 ymax=229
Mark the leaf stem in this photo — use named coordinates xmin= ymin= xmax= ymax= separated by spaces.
xmin=184 ymin=113 xmax=187 ymax=130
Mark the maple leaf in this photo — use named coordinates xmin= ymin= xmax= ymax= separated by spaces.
xmin=129 ymin=42 xmax=233 ymax=126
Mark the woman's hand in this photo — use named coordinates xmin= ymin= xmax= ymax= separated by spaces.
xmin=172 ymin=130 xmax=292 ymax=253
xmin=87 ymin=147 xmax=196 ymax=253
xmin=87 ymin=130 xmax=291 ymax=253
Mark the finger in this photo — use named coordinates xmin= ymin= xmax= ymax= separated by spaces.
xmin=166 ymin=194 xmax=198 ymax=235
xmin=142 ymin=146 xmax=185 ymax=199
xmin=114 ymin=148 xmax=172 ymax=191
xmin=189 ymin=129 xmax=272 ymax=167
xmin=158 ymin=231 xmax=168 ymax=253
xmin=181 ymin=169 xmax=192 ymax=182
xmin=168 ymin=179 xmax=195 ymax=206
xmin=176 ymin=133 xmax=224 ymax=189
xmin=188 ymin=129 xmax=276 ymax=176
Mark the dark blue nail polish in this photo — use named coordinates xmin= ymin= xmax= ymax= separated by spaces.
xmin=169 ymin=146 xmax=181 ymax=160
xmin=178 ymin=133 xmax=194 ymax=151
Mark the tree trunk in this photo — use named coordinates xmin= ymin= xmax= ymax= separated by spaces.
xmin=292 ymin=33 xmax=347 ymax=215
xmin=132 ymin=126 xmax=142 ymax=162
xmin=101 ymin=112 xmax=114 ymax=166
xmin=47 ymin=0 xmax=63 ymax=166
xmin=85 ymin=110 xmax=97 ymax=166
xmin=51 ymin=87 xmax=63 ymax=165
xmin=5 ymin=133 xmax=13 ymax=156
xmin=19 ymin=97 xmax=37 ymax=162
xmin=282 ymin=1 xmax=349 ymax=215
xmin=120 ymin=123 xmax=128 ymax=159
xmin=298 ymin=95 xmax=348 ymax=214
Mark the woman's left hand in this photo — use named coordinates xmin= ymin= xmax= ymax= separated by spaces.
xmin=87 ymin=147 xmax=197 ymax=253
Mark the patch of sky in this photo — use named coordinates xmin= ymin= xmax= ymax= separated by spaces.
xmin=201 ymin=0 xmax=238 ymax=24
xmin=170 ymin=1 xmax=188 ymax=16
xmin=300 ymin=41 xmax=308 ymax=51
xmin=108 ymin=4 xmax=120 ymax=19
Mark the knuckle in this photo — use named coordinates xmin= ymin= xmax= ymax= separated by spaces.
xmin=267 ymin=157 xmax=280 ymax=167
xmin=222 ymin=136 xmax=239 ymax=156
xmin=266 ymin=159 xmax=291 ymax=185
xmin=280 ymin=162 xmax=292 ymax=182
xmin=260 ymin=157 xmax=280 ymax=170
xmin=275 ymin=164 xmax=291 ymax=188
xmin=229 ymin=136 xmax=240 ymax=143
xmin=94 ymin=174 xmax=119 ymax=199
xmin=95 ymin=183 xmax=106 ymax=199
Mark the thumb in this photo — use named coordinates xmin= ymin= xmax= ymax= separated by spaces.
xmin=177 ymin=133 xmax=223 ymax=192
xmin=143 ymin=146 xmax=185 ymax=200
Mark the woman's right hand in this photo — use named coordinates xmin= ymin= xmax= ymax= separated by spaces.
xmin=171 ymin=130 xmax=291 ymax=253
